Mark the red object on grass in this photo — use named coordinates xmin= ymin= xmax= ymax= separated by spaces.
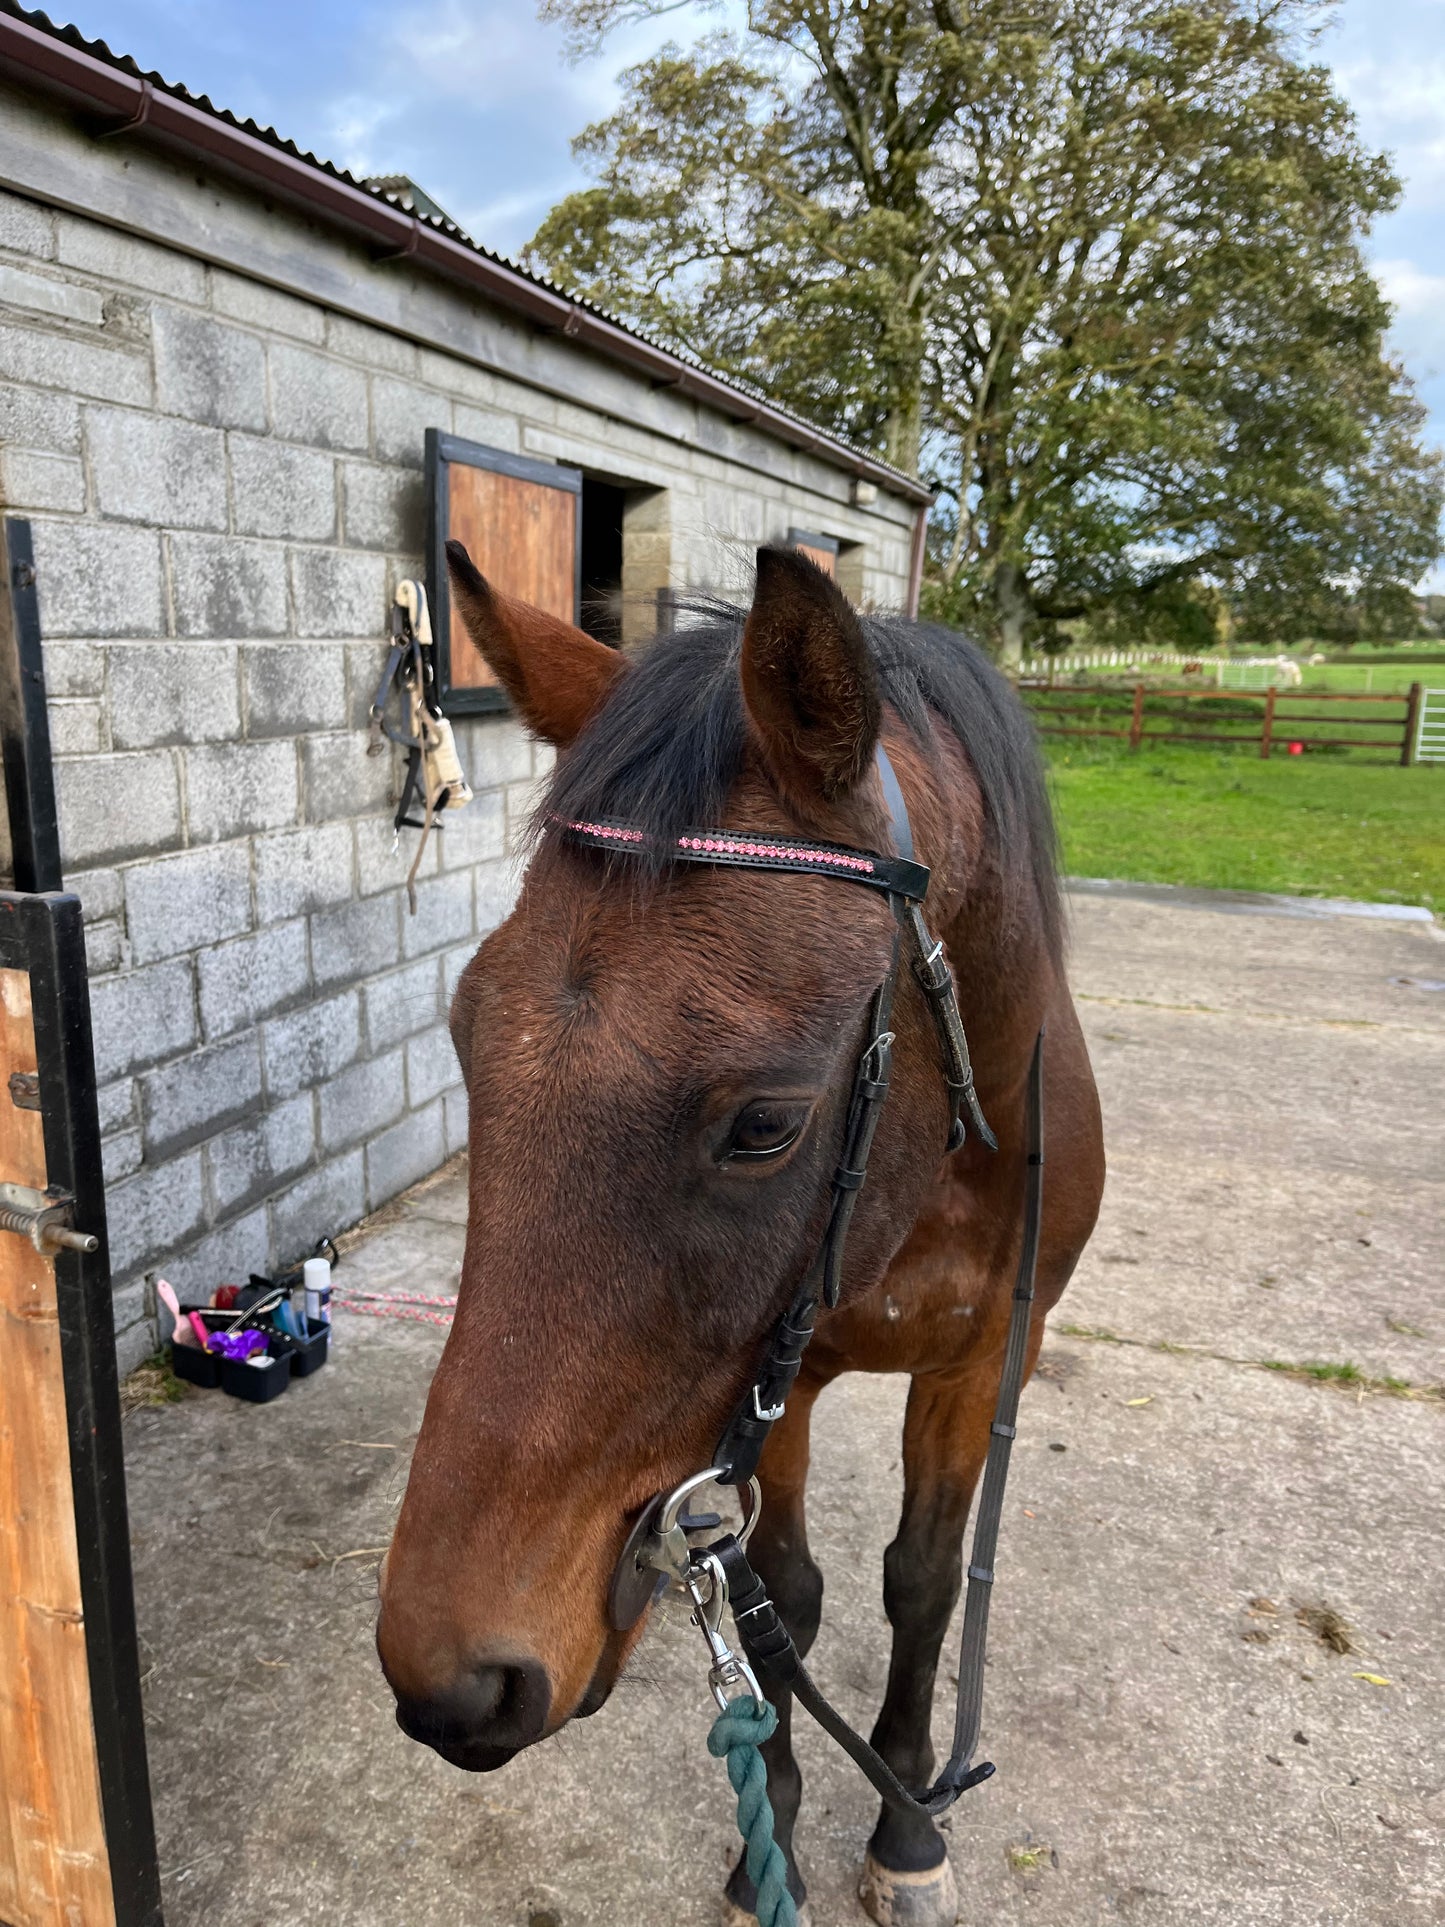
xmin=1288 ymin=741 xmax=1304 ymax=756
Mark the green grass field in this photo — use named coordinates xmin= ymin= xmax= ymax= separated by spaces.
xmin=1045 ymin=742 xmax=1444 ymax=913
xmin=1051 ymin=655 xmax=1445 ymax=695
xmin=1296 ymin=660 xmax=1445 ymax=694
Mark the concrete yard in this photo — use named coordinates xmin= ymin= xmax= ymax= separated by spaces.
xmin=122 ymin=887 xmax=1445 ymax=1926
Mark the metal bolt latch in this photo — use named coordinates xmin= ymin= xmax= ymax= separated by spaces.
xmin=0 ymin=1182 xmax=99 ymax=1254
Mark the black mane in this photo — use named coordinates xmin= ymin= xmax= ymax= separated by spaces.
xmin=540 ymin=602 xmax=1061 ymax=962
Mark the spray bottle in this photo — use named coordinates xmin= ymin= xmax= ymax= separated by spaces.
xmin=303 ymin=1254 xmax=332 ymax=1337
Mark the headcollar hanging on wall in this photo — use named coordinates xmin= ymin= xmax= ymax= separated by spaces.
xmin=368 ymin=580 xmax=473 ymax=912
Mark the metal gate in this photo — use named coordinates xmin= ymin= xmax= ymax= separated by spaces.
xmin=1414 ymin=686 xmax=1445 ymax=763
xmin=0 ymin=518 xmax=162 ymax=1927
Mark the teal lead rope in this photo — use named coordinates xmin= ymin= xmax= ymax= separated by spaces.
xmin=707 ymin=1697 xmax=798 ymax=1927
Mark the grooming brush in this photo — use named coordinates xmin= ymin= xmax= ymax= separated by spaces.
xmin=157 ymin=1277 xmax=195 ymax=1347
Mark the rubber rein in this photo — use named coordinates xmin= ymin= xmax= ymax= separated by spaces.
xmin=572 ymin=744 xmax=1045 ymax=1822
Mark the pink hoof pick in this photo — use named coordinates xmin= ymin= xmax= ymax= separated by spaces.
xmin=156 ymin=1278 xmax=192 ymax=1347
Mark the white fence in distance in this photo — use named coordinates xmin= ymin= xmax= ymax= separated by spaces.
xmin=1415 ymin=688 xmax=1445 ymax=763
xmin=1020 ymin=649 xmax=1304 ymax=687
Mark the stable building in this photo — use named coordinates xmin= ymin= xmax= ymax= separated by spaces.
xmin=0 ymin=4 xmax=929 ymax=1370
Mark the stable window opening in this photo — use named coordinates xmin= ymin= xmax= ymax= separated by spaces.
xmin=580 ymin=478 xmax=627 ymax=646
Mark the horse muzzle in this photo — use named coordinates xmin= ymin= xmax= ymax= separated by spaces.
xmin=388 ymin=1653 xmax=551 ymax=1772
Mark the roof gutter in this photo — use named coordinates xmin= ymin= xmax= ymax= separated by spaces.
xmin=0 ymin=11 xmax=932 ymax=506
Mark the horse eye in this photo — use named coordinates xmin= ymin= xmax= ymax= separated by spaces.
xmin=726 ymin=1103 xmax=806 ymax=1163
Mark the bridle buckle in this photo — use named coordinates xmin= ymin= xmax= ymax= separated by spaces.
xmin=860 ymin=1028 xmax=895 ymax=1087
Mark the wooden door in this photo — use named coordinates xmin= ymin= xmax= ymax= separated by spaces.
xmin=0 ymin=519 xmax=162 ymax=1927
xmin=787 ymin=527 xmax=839 ymax=578
xmin=0 ymin=962 xmax=115 ymax=1927
xmin=0 ymin=897 xmax=160 ymax=1927
xmin=427 ymin=432 xmax=582 ymax=714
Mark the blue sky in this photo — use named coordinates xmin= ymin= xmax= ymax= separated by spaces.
xmin=50 ymin=0 xmax=1445 ymax=468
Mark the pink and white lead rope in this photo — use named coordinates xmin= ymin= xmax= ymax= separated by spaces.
xmin=332 ymin=1288 xmax=457 ymax=1330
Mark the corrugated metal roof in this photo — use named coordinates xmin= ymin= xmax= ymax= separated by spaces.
xmin=6 ymin=3 xmax=488 ymax=241
xmin=0 ymin=1 xmax=928 ymax=502
xmin=363 ymin=176 xmax=471 ymax=239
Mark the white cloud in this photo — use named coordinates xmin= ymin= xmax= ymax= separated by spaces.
xmin=463 ymin=178 xmax=579 ymax=239
xmin=323 ymin=93 xmax=406 ymax=177
xmin=1332 ymin=53 xmax=1445 ymax=205
xmin=386 ymin=0 xmax=569 ymax=104
xmin=380 ymin=0 xmax=699 ymax=117
xmin=1374 ymin=257 xmax=1445 ymax=383
xmin=1325 ymin=2 xmax=1445 ymax=465
xmin=1375 ymin=257 xmax=1445 ymax=317
xmin=1324 ymin=0 xmax=1445 ymax=210
xmin=314 ymin=0 xmax=733 ymax=248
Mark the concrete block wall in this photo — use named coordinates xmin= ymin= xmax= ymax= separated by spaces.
xmin=0 ymin=135 xmax=916 ymax=1371
xmin=0 ymin=190 xmax=548 ymax=1368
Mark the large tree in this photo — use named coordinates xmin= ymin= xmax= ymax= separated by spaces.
xmin=531 ymin=1 xmax=1442 ymax=660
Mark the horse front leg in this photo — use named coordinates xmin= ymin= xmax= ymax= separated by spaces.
xmin=722 ymin=1371 xmax=824 ymax=1927
xmin=859 ymin=1364 xmax=994 ymax=1927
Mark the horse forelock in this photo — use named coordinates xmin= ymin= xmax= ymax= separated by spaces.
xmin=530 ymin=602 xmax=1061 ymax=963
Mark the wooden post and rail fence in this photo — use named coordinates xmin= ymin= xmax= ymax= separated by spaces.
xmin=1018 ymin=679 xmax=1435 ymax=766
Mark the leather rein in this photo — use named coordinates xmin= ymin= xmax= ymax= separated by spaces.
xmin=567 ymin=743 xmax=1045 ymax=1820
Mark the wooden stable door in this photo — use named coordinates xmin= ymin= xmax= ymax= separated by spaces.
xmin=787 ymin=528 xmax=839 ymax=578
xmin=427 ymin=432 xmax=582 ymax=714
xmin=0 ymin=962 xmax=115 ymax=1927
xmin=0 ymin=519 xmax=161 ymax=1926
xmin=0 ymin=897 xmax=160 ymax=1927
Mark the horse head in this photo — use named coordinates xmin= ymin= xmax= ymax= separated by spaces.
xmin=375 ymin=546 xmax=963 ymax=1768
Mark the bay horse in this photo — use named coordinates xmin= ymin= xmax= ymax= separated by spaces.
xmin=377 ymin=544 xmax=1105 ymax=1925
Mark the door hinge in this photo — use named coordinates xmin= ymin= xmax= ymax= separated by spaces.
xmin=8 ymin=1070 xmax=41 ymax=1110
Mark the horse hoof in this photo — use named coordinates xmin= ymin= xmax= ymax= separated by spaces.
xmin=720 ymin=1899 xmax=813 ymax=1927
xmin=858 ymin=1849 xmax=959 ymax=1927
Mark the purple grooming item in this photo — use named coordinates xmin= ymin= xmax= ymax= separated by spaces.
xmin=210 ymin=1327 xmax=268 ymax=1363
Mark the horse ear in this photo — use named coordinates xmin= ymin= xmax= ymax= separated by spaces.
xmin=445 ymin=539 xmax=626 ymax=746
xmin=740 ymin=546 xmax=880 ymax=808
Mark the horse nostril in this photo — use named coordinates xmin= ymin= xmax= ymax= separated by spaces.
xmin=394 ymin=1656 xmax=551 ymax=1764
xmin=452 ymin=1663 xmax=506 ymax=1727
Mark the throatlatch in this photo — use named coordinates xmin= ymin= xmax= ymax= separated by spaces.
xmin=368 ymin=580 xmax=473 ymax=911
xmin=582 ymin=743 xmax=1046 ymax=1822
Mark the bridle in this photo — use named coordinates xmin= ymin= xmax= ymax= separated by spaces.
xmin=567 ymin=743 xmax=1045 ymax=1820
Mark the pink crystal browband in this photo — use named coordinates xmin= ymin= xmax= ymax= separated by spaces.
xmin=555 ymin=814 xmax=932 ymax=902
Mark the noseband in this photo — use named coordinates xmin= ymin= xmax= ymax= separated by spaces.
xmin=569 ymin=744 xmax=1044 ymax=1820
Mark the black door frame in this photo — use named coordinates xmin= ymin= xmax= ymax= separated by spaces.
xmin=0 ymin=515 xmax=163 ymax=1926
